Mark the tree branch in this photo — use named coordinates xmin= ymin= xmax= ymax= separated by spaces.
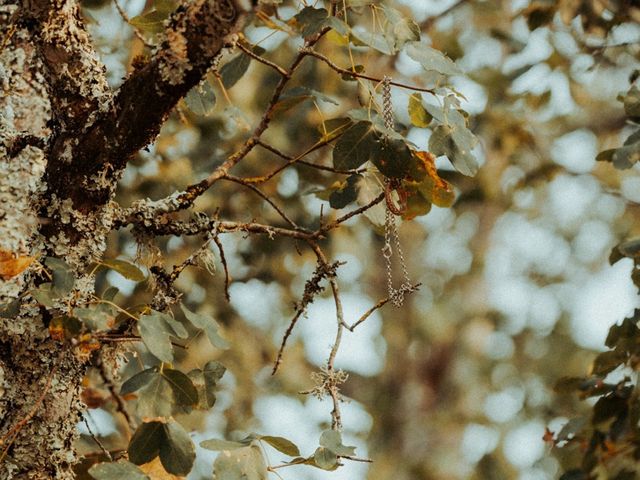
xmin=41 ymin=0 xmax=255 ymax=210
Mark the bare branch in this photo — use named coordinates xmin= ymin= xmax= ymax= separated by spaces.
xmin=301 ymin=48 xmax=436 ymax=95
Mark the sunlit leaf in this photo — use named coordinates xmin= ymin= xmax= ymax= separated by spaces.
xmin=412 ymin=151 xmax=455 ymax=207
xmin=99 ymin=258 xmax=145 ymax=282
xmin=200 ymin=438 xmax=246 ymax=451
xmin=0 ymin=250 xmax=34 ymax=280
xmin=408 ymin=93 xmax=432 ymax=128
xmin=405 ymin=42 xmax=462 ymax=76
xmin=311 ymin=446 xmax=339 ymax=470
xmin=259 ymin=436 xmax=300 ymax=457
xmin=213 ymin=445 xmax=268 ymax=479
xmin=88 ymin=460 xmax=149 ymax=480
xmin=319 ymin=429 xmax=356 ymax=456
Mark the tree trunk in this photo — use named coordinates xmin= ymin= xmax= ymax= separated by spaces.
xmin=0 ymin=0 xmax=250 ymax=476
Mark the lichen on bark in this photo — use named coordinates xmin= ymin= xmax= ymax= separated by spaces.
xmin=0 ymin=0 xmax=252 ymax=477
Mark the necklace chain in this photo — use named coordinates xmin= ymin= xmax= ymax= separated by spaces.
xmin=381 ymin=76 xmax=414 ymax=307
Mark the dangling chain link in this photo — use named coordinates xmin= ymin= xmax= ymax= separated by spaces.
xmin=381 ymin=76 xmax=414 ymax=307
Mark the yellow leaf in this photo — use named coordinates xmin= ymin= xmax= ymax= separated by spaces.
xmin=0 ymin=250 xmax=35 ymax=280
xmin=139 ymin=457 xmax=183 ymax=479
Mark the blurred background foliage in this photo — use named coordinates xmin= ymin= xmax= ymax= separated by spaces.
xmin=74 ymin=0 xmax=640 ymax=478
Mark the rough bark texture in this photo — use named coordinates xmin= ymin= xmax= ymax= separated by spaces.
xmin=0 ymin=0 xmax=251 ymax=477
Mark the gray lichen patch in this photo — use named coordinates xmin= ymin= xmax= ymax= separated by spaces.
xmin=0 ymin=19 xmax=50 ymax=303
xmin=158 ymin=26 xmax=192 ymax=86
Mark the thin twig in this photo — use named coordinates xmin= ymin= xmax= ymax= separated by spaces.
xmin=221 ymin=174 xmax=299 ymax=228
xmin=311 ymin=245 xmax=344 ymax=430
xmin=82 ymin=415 xmax=113 ymax=461
xmin=98 ymin=360 xmax=134 ymax=432
xmin=316 ymin=192 xmax=385 ymax=236
xmin=237 ymin=42 xmax=289 ymax=76
xmin=344 ymin=283 xmax=421 ymax=331
xmin=301 ymin=48 xmax=436 ymax=94
xmin=257 ymin=138 xmax=366 ymax=175
xmin=113 ymin=0 xmax=154 ymax=48
xmin=211 ymin=234 xmax=231 ymax=302
xmin=171 ymin=29 xmax=331 ymax=210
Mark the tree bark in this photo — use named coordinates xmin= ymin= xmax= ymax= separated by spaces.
xmin=0 ymin=0 xmax=252 ymax=477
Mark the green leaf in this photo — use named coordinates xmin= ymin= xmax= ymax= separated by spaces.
xmin=382 ymin=5 xmax=420 ymax=49
xmin=161 ymin=369 xmax=198 ymax=406
xmin=138 ymin=312 xmax=177 ymax=363
xmin=408 ymin=93 xmax=432 ymax=127
xmin=259 ymin=436 xmax=300 ymax=457
xmin=49 ymin=315 xmax=82 ymax=339
xmin=128 ymin=421 xmax=165 ymax=465
xmin=120 ymin=367 xmax=158 ymax=395
xmin=623 ymin=86 xmax=640 ymax=118
xmin=311 ymin=446 xmax=339 ymax=470
xmin=188 ymin=362 xmax=225 ymax=410
xmin=333 ymin=121 xmax=377 ymax=170
xmin=136 ymin=373 xmax=173 ymax=418
xmin=88 ymin=460 xmax=149 ymax=480
xmin=31 ymin=284 xmax=55 ymax=307
xmin=163 ymin=314 xmax=189 ymax=339
xmin=200 ymin=438 xmax=247 ymax=451
xmin=220 ymin=53 xmax=251 ymax=89
xmin=46 ymin=257 xmax=75 ymax=295
xmin=159 ymin=421 xmax=196 ymax=476
xmin=101 ymin=286 xmax=119 ymax=302
xmin=213 ymin=445 xmax=268 ymax=480
xmin=319 ymin=429 xmax=356 ymax=456
xmin=185 ymin=80 xmax=216 ymax=116
xmin=317 ymin=117 xmax=353 ymax=142
xmin=341 ymin=64 xmax=364 ymax=81
xmin=74 ymin=305 xmax=114 ymax=331
xmin=405 ymin=42 xmax=462 ymax=76
xmin=293 ymin=7 xmax=328 ymax=37
xmin=0 ymin=299 xmax=20 ymax=318
xmin=329 ymin=174 xmax=361 ymax=209
xmin=180 ymin=304 xmax=229 ymax=349
xmin=350 ymin=29 xmax=395 ymax=55
xmin=429 ymin=124 xmax=479 ymax=176
xmin=370 ymin=135 xmax=414 ymax=179
xmin=274 ymin=86 xmax=338 ymax=113
xmin=99 ymin=259 xmax=145 ymax=282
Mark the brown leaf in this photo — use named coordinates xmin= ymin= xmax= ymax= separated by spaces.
xmin=0 ymin=250 xmax=35 ymax=280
